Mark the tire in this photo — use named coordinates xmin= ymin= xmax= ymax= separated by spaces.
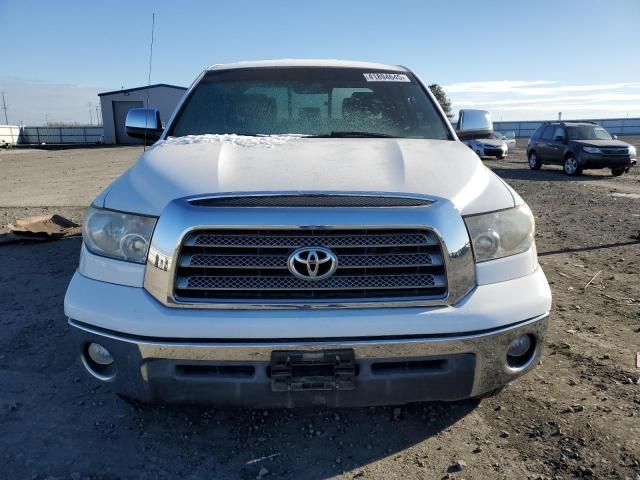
xmin=528 ymin=151 xmax=542 ymax=170
xmin=498 ymin=155 xmax=506 ymax=160
xmin=563 ymin=155 xmax=582 ymax=176
xmin=611 ymin=166 xmax=625 ymax=176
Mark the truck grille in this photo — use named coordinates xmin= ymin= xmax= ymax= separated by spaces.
xmin=174 ymin=229 xmax=447 ymax=303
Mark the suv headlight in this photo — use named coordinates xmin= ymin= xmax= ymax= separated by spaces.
xmin=583 ymin=146 xmax=602 ymax=154
xmin=629 ymin=145 xmax=637 ymax=158
xmin=82 ymin=206 xmax=157 ymax=264
xmin=464 ymin=205 xmax=535 ymax=262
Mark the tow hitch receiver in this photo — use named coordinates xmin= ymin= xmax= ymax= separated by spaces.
xmin=270 ymin=349 xmax=356 ymax=392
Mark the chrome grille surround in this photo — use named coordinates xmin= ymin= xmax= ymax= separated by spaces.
xmin=143 ymin=192 xmax=477 ymax=309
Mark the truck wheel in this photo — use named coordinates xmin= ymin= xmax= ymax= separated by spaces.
xmin=611 ymin=166 xmax=625 ymax=176
xmin=563 ymin=155 xmax=582 ymax=176
xmin=528 ymin=151 xmax=542 ymax=170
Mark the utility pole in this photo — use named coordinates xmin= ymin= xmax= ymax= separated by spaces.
xmin=95 ymin=105 xmax=100 ymax=126
xmin=1 ymin=92 xmax=8 ymax=124
xmin=88 ymin=101 xmax=93 ymax=126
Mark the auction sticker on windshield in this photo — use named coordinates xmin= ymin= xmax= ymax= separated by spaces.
xmin=363 ymin=73 xmax=410 ymax=82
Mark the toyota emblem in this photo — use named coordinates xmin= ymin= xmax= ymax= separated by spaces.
xmin=287 ymin=246 xmax=338 ymax=281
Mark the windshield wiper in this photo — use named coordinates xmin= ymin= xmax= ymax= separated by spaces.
xmin=312 ymin=131 xmax=395 ymax=138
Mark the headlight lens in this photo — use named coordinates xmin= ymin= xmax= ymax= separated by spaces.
xmin=583 ymin=146 xmax=602 ymax=154
xmin=629 ymin=145 xmax=637 ymax=157
xmin=82 ymin=206 xmax=157 ymax=264
xmin=464 ymin=205 xmax=535 ymax=262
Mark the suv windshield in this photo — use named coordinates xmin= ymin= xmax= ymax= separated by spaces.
xmin=567 ymin=125 xmax=612 ymax=140
xmin=169 ymin=68 xmax=452 ymax=140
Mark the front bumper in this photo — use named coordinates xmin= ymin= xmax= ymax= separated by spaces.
xmin=482 ymin=147 xmax=506 ymax=157
xmin=69 ymin=314 xmax=548 ymax=407
xmin=580 ymin=153 xmax=635 ymax=168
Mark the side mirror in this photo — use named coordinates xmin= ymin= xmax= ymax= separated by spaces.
xmin=125 ymin=108 xmax=163 ymax=143
xmin=612 ymin=134 xmax=618 ymax=140
xmin=456 ymin=109 xmax=493 ymax=140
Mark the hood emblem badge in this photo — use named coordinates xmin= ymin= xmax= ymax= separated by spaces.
xmin=288 ymin=246 xmax=338 ymax=281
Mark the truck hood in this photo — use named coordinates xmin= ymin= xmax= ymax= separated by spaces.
xmin=100 ymin=135 xmax=516 ymax=216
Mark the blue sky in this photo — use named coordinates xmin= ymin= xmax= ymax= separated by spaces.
xmin=1 ymin=0 xmax=639 ymax=124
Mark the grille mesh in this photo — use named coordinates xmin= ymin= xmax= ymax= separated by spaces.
xmin=174 ymin=228 xmax=447 ymax=303
xmin=182 ymin=274 xmax=440 ymax=291
xmin=189 ymin=232 xmax=437 ymax=248
xmin=184 ymin=252 xmax=439 ymax=269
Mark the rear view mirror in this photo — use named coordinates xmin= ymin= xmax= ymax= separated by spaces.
xmin=456 ymin=109 xmax=493 ymax=140
xmin=125 ymin=108 xmax=163 ymax=143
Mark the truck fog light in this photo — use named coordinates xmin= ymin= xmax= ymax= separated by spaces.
xmin=87 ymin=342 xmax=114 ymax=365
xmin=507 ymin=335 xmax=531 ymax=357
xmin=506 ymin=334 xmax=535 ymax=369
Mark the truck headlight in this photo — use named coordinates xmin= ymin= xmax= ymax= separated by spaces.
xmin=464 ymin=205 xmax=535 ymax=262
xmin=583 ymin=146 xmax=602 ymax=154
xmin=82 ymin=206 xmax=157 ymax=264
xmin=629 ymin=145 xmax=637 ymax=158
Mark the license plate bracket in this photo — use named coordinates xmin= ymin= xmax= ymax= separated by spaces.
xmin=270 ymin=349 xmax=356 ymax=392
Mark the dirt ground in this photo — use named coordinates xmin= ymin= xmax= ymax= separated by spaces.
xmin=0 ymin=139 xmax=639 ymax=480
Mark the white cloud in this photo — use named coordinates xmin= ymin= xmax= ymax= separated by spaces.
xmin=443 ymin=80 xmax=555 ymax=94
xmin=444 ymin=80 xmax=640 ymax=121
xmin=443 ymin=80 xmax=640 ymax=96
xmin=0 ymin=77 xmax=105 ymax=125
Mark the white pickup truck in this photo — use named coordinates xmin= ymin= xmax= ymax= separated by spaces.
xmin=64 ymin=60 xmax=551 ymax=407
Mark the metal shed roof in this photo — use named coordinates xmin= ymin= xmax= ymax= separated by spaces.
xmin=98 ymin=84 xmax=187 ymax=97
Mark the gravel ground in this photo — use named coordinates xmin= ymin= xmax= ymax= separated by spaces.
xmin=0 ymin=139 xmax=639 ymax=480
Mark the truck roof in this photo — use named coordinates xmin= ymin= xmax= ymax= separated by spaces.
xmin=206 ymin=59 xmax=408 ymax=72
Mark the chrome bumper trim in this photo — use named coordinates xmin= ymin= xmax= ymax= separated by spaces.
xmin=69 ymin=314 xmax=548 ymax=398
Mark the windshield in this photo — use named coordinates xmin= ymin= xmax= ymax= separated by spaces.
xmin=169 ymin=68 xmax=452 ymax=139
xmin=567 ymin=125 xmax=612 ymax=140
xmin=495 ymin=130 xmax=515 ymax=140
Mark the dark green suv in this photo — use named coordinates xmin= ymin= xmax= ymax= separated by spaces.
xmin=526 ymin=121 xmax=637 ymax=176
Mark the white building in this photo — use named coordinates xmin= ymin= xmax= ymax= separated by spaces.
xmin=98 ymin=84 xmax=187 ymax=144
